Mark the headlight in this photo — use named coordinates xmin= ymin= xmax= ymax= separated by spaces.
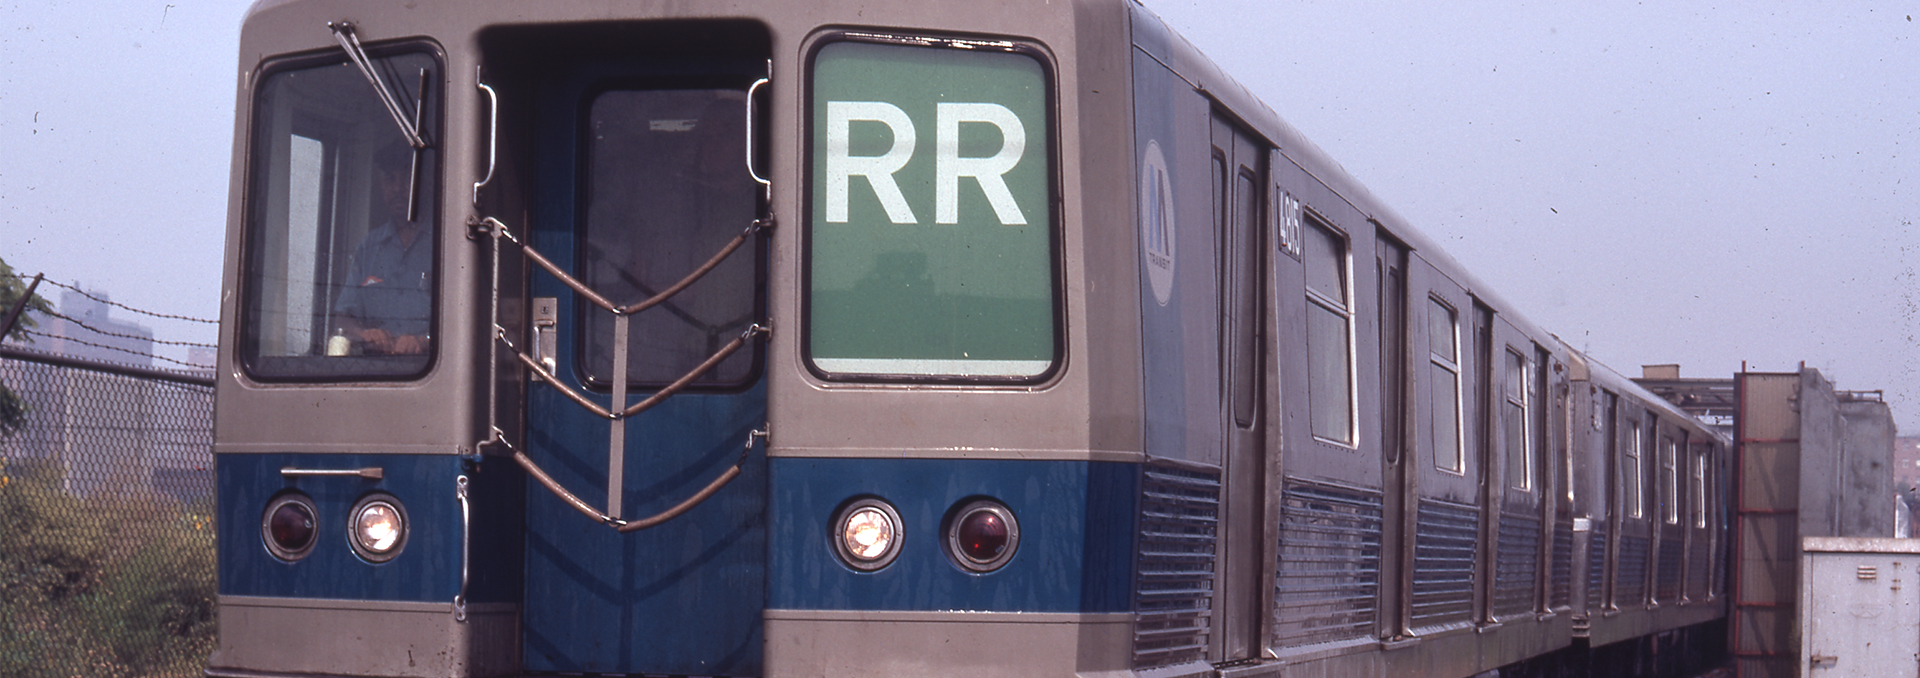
xmin=262 ymin=493 xmax=318 ymax=561
xmin=348 ymin=494 xmax=408 ymax=563
xmin=946 ymin=499 xmax=1019 ymax=572
xmin=832 ymin=498 xmax=902 ymax=571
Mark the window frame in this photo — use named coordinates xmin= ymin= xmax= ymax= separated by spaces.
xmin=1303 ymin=214 xmax=1357 ymax=447
xmin=1504 ymin=347 xmax=1533 ymax=491
xmin=1625 ymin=418 xmax=1645 ymax=519
xmin=1660 ymin=433 xmax=1680 ymax=525
xmin=236 ymin=42 xmax=446 ymax=384
xmin=1691 ymin=446 xmax=1709 ymax=529
xmin=1428 ymin=296 xmax=1464 ymax=474
xmin=798 ymin=30 xmax=1064 ymax=386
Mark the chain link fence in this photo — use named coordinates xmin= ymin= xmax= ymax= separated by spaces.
xmin=1 ymin=350 xmax=216 ymax=678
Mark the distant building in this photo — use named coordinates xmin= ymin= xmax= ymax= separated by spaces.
xmin=43 ymin=287 xmax=154 ymax=367
xmin=0 ymin=287 xmax=210 ymax=504
xmin=1895 ymin=437 xmax=1920 ymax=492
xmin=187 ymin=346 xmax=217 ymax=372
xmin=1637 ymin=364 xmax=1903 ymax=678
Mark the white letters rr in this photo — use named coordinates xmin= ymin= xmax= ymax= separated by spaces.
xmin=825 ymin=101 xmax=1029 ymax=226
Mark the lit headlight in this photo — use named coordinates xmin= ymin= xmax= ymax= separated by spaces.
xmin=262 ymin=493 xmax=318 ymax=561
xmin=832 ymin=498 xmax=902 ymax=571
xmin=348 ymin=494 xmax=408 ymax=563
xmin=946 ymin=499 xmax=1019 ymax=572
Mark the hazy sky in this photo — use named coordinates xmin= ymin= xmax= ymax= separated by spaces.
xmin=1147 ymin=1 xmax=1920 ymax=432
xmin=2 ymin=0 xmax=1915 ymax=431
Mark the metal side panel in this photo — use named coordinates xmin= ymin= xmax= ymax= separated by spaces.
xmin=207 ymin=596 xmax=518 ymax=678
xmin=764 ymin=610 xmax=1131 ymax=677
xmin=1801 ymin=538 xmax=1920 ymax=678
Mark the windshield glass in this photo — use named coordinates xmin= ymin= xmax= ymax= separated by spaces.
xmin=240 ymin=49 xmax=440 ymax=380
xmin=806 ymin=38 xmax=1057 ymax=381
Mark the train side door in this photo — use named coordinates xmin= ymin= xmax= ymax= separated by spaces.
xmin=513 ymin=52 xmax=771 ymax=675
xmin=1210 ymin=114 xmax=1268 ymax=662
xmin=1405 ymin=257 xmax=1480 ymax=634
xmin=1376 ymin=232 xmax=1411 ymax=640
xmin=1486 ymin=318 xmax=1543 ymax=621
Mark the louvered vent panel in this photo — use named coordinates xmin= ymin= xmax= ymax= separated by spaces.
xmin=1132 ymin=462 xmax=1220 ymax=670
xmin=1410 ymin=497 xmax=1477 ymax=630
xmin=1493 ymin=510 xmax=1541 ymax=618
xmin=1272 ymin=478 xmax=1382 ymax=649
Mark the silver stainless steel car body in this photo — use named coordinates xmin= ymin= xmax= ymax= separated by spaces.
xmin=209 ymin=0 xmax=1731 ymax=676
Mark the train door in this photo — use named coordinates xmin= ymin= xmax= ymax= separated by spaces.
xmin=1614 ymin=407 xmax=1653 ymax=609
xmin=1210 ymin=114 xmax=1268 ymax=662
xmin=1406 ymin=257 xmax=1479 ymax=634
xmin=1376 ymin=231 xmax=1411 ymax=640
xmin=1487 ymin=319 xmax=1543 ymax=621
xmin=511 ymin=51 xmax=772 ymax=675
xmin=1687 ymin=437 xmax=1717 ymax=602
xmin=1654 ymin=425 xmax=1686 ymax=603
xmin=1542 ymin=346 xmax=1572 ymax=613
xmin=1600 ymin=389 xmax=1622 ymax=611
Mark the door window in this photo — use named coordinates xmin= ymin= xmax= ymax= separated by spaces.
xmin=578 ymin=86 xmax=762 ymax=388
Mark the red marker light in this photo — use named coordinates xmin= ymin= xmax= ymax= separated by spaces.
xmin=957 ymin=509 xmax=1009 ymax=561
xmin=262 ymin=494 xmax=319 ymax=561
xmin=946 ymin=500 xmax=1019 ymax=572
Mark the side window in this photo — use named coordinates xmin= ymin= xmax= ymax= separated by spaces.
xmin=1625 ymin=419 xmax=1644 ymax=519
xmin=1660 ymin=433 xmax=1680 ymax=525
xmin=805 ymin=37 xmax=1056 ymax=381
xmin=241 ymin=49 xmax=441 ymax=380
xmin=1428 ymin=298 xmax=1463 ymax=473
xmin=1304 ymin=217 xmax=1354 ymax=445
xmin=1692 ymin=447 xmax=1709 ymax=528
xmin=1228 ymin=168 xmax=1261 ymax=428
xmin=1504 ymin=348 xmax=1532 ymax=490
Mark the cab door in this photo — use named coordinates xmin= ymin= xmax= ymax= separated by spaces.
xmin=516 ymin=54 xmax=771 ymax=675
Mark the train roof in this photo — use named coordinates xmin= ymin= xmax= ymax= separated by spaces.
xmin=1568 ymin=346 xmax=1731 ymax=445
xmin=1127 ymin=2 xmax=1730 ymax=438
xmin=1124 ymin=0 xmax=1554 ymax=342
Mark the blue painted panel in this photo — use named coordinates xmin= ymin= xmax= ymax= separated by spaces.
xmin=216 ymin=453 xmax=463 ymax=602
xmin=1133 ymin=46 xmax=1222 ymax=468
xmin=767 ymin=458 xmax=1136 ymax=614
xmin=520 ymin=385 xmax=768 ymax=675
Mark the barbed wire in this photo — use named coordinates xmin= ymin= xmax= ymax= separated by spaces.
xmin=17 ymin=328 xmax=213 ymax=371
xmin=9 ymin=273 xmax=217 ymax=325
xmin=40 ymin=309 xmax=217 ymax=349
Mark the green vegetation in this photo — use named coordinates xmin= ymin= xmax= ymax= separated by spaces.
xmin=0 ymin=459 xmax=216 ymax=678
xmin=1 ymin=255 xmax=54 ymax=435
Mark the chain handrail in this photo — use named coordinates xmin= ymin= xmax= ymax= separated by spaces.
xmin=476 ymin=215 xmax=771 ymax=317
xmin=510 ymin=428 xmax=764 ymax=532
xmin=475 ymin=214 xmax=770 ymax=532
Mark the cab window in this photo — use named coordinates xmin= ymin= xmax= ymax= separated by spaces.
xmin=240 ymin=48 xmax=440 ymax=380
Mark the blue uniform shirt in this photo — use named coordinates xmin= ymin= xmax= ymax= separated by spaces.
xmin=335 ymin=221 xmax=432 ymax=338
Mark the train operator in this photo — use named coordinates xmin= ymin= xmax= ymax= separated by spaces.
xmin=334 ymin=148 xmax=431 ymax=355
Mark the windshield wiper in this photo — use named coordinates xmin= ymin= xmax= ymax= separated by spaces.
xmin=329 ymin=21 xmax=431 ymax=221
xmin=329 ymin=22 xmax=427 ymax=150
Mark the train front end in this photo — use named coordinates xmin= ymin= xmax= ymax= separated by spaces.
xmin=210 ymin=0 xmax=1142 ymax=676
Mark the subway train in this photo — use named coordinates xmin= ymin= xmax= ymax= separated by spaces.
xmin=207 ymin=0 xmax=1731 ymax=676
